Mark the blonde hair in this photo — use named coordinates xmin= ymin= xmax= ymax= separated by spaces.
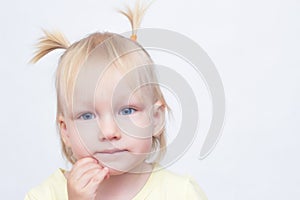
xmin=31 ymin=0 xmax=168 ymax=164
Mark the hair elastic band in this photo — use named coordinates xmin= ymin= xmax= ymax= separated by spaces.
xmin=130 ymin=34 xmax=137 ymax=41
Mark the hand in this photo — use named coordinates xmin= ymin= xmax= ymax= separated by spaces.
xmin=66 ymin=157 xmax=109 ymax=200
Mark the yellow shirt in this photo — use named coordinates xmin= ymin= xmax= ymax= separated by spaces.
xmin=25 ymin=167 xmax=207 ymax=200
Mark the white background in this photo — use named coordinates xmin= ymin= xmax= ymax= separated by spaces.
xmin=0 ymin=0 xmax=299 ymax=199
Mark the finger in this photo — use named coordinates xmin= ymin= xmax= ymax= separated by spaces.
xmin=74 ymin=166 xmax=109 ymax=190
xmin=82 ymin=167 xmax=109 ymax=191
xmin=73 ymin=157 xmax=98 ymax=169
xmin=69 ymin=157 xmax=100 ymax=179
xmin=77 ymin=167 xmax=105 ymax=189
xmin=69 ymin=163 xmax=102 ymax=184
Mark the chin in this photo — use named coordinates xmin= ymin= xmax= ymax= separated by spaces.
xmin=100 ymin=161 xmax=150 ymax=175
xmin=107 ymin=167 xmax=127 ymax=175
xmin=94 ymin=152 xmax=150 ymax=175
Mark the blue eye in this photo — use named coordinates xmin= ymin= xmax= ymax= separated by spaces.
xmin=79 ymin=113 xmax=95 ymax=120
xmin=119 ymin=108 xmax=137 ymax=115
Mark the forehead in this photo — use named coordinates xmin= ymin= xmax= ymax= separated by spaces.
xmin=71 ymin=54 xmax=154 ymax=112
xmin=71 ymin=68 xmax=153 ymax=116
xmin=74 ymin=50 xmax=148 ymax=94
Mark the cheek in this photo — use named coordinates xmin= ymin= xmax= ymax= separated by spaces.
xmin=132 ymin=137 xmax=153 ymax=154
xmin=129 ymin=112 xmax=152 ymax=128
xmin=144 ymin=141 xmax=153 ymax=154
xmin=68 ymin=124 xmax=91 ymax=159
xmin=118 ymin=111 xmax=155 ymax=139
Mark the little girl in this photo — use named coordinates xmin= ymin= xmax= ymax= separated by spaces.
xmin=25 ymin=1 xmax=207 ymax=200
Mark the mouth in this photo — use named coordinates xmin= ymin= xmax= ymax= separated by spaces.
xmin=98 ymin=148 xmax=128 ymax=154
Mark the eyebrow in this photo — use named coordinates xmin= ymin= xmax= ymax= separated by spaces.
xmin=71 ymin=100 xmax=95 ymax=115
xmin=113 ymin=90 xmax=145 ymax=105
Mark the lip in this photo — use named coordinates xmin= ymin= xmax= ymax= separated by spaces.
xmin=98 ymin=149 xmax=128 ymax=154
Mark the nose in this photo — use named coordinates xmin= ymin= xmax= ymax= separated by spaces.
xmin=98 ymin=115 xmax=121 ymax=141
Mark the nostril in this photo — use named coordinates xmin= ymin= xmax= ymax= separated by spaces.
xmin=98 ymin=116 xmax=121 ymax=140
xmin=101 ymin=134 xmax=121 ymax=142
xmin=98 ymin=130 xmax=121 ymax=141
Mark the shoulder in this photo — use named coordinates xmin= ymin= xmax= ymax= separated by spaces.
xmin=148 ymin=166 xmax=208 ymax=199
xmin=24 ymin=169 xmax=68 ymax=200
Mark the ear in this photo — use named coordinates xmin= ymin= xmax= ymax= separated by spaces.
xmin=58 ymin=115 xmax=71 ymax=147
xmin=151 ymin=100 xmax=165 ymax=137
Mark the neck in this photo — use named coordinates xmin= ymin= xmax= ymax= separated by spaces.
xmin=96 ymin=162 xmax=153 ymax=200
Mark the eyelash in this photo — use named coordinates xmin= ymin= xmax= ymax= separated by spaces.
xmin=78 ymin=107 xmax=138 ymax=120
xmin=119 ymin=107 xmax=137 ymax=115
xmin=79 ymin=112 xmax=95 ymax=120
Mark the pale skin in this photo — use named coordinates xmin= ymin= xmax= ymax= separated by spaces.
xmin=58 ymin=67 xmax=165 ymax=200
xmin=64 ymin=157 xmax=109 ymax=200
xmin=63 ymin=157 xmax=153 ymax=200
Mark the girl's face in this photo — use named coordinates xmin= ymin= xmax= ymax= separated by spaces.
xmin=60 ymin=62 xmax=163 ymax=175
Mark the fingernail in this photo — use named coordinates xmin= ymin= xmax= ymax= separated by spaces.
xmin=105 ymin=171 xmax=110 ymax=179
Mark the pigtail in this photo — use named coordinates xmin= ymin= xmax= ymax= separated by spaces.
xmin=119 ymin=0 xmax=155 ymax=41
xmin=30 ymin=30 xmax=70 ymax=63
